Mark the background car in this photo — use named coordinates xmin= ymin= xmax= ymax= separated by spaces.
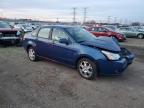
xmin=23 ymin=25 xmax=134 ymax=80
xmin=31 ymin=24 xmax=39 ymax=30
xmin=103 ymin=25 xmax=118 ymax=31
xmin=132 ymin=26 xmax=144 ymax=32
xmin=0 ymin=21 xmax=22 ymax=46
xmin=14 ymin=24 xmax=33 ymax=33
xmin=82 ymin=25 xmax=91 ymax=31
xmin=116 ymin=27 xmax=144 ymax=39
xmin=88 ymin=26 xmax=126 ymax=42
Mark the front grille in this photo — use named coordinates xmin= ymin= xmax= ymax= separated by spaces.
xmin=120 ymin=48 xmax=131 ymax=58
xmin=4 ymin=33 xmax=16 ymax=37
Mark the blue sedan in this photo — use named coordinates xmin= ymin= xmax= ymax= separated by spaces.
xmin=23 ymin=25 xmax=134 ymax=80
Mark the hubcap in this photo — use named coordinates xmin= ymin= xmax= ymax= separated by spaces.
xmin=138 ymin=35 xmax=143 ymax=39
xmin=79 ymin=61 xmax=93 ymax=78
xmin=28 ymin=48 xmax=35 ymax=60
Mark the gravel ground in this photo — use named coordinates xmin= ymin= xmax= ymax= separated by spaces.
xmin=0 ymin=46 xmax=144 ymax=108
xmin=120 ymin=38 xmax=144 ymax=49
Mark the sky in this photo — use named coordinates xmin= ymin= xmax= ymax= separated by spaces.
xmin=0 ymin=0 xmax=143 ymax=23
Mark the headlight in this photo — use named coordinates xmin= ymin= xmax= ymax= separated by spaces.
xmin=16 ymin=31 xmax=21 ymax=36
xmin=101 ymin=50 xmax=120 ymax=60
xmin=123 ymin=34 xmax=126 ymax=38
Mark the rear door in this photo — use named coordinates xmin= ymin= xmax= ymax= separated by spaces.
xmin=127 ymin=28 xmax=137 ymax=37
xmin=124 ymin=28 xmax=135 ymax=37
xmin=36 ymin=27 xmax=53 ymax=58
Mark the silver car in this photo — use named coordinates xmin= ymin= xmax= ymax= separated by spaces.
xmin=116 ymin=27 xmax=144 ymax=39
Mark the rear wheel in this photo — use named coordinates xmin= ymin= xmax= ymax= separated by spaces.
xmin=28 ymin=47 xmax=38 ymax=61
xmin=77 ymin=58 xmax=98 ymax=80
xmin=137 ymin=34 xmax=144 ymax=39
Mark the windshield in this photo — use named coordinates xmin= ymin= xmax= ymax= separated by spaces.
xmin=66 ymin=27 xmax=97 ymax=43
xmin=22 ymin=25 xmax=27 ymax=28
xmin=105 ymin=26 xmax=116 ymax=31
xmin=130 ymin=28 xmax=136 ymax=31
xmin=0 ymin=21 xmax=11 ymax=28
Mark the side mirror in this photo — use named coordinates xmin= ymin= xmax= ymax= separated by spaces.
xmin=59 ymin=38 xmax=69 ymax=45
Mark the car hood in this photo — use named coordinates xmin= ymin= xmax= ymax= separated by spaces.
xmin=80 ymin=37 xmax=121 ymax=52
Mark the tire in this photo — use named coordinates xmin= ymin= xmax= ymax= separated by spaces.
xmin=27 ymin=47 xmax=38 ymax=61
xmin=77 ymin=58 xmax=98 ymax=80
xmin=137 ymin=34 xmax=144 ymax=39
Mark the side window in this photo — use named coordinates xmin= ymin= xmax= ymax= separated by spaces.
xmin=129 ymin=28 xmax=133 ymax=31
xmin=126 ymin=28 xmax=130 ymax=31
xmin=93 ymin=27 xmax=99 ymax=32
xmin=91 ymin=28 xmax=95 ymax=31
xmin=52 ymin=28 xmax=69 ymax=43
xmin=120 ymin=28 xmax=124 ymax=30
xmin=38 ymin=27 xmax=51 ymax=38
xmin=121 ymin=28 xmax=126 ymax=31
xmin=98 ymin=27 xmax=105 ymax=32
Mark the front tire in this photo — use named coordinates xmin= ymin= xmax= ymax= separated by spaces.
xmin=137 ymin=34 xmax=144 ymax=39
xmin=28 ymin=47 xmax=38 ymax=61
xmin=77 ymin=58 xmax=98 ymax=80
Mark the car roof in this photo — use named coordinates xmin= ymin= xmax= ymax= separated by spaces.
xmin=41 ymin=25 xmax=80 ymax=29
xmin=119 ymin=27 xmax=130 ymax=29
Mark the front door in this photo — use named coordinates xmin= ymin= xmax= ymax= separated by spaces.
xmin=50 ymin=28 xmax=76 ymax=65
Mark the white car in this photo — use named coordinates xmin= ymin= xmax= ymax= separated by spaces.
xmin=14 ymin=24 xmax=33 ymax=33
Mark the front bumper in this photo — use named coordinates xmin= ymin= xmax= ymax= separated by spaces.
xmin=0 ymin=37 xmax=21 ymax=45
xmin=117 ymin=36 xmax=126 ymax=42
xmin=98 ymin=48 xmax=135 ymax=75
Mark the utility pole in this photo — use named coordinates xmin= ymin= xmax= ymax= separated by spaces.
xmin=119 ymin=18 xmax=123 ymax=24
xmin=72 ymin=7 xmax=77 ymax=23
xmin=107 ymin=16 xmax=111 ymax=23
xmin=114 ymin=17 xmax=117 ymax=23
xmin=124 ymin=18 xmax=128 ymax=24
xmin=56 ymin=18 xmax=59 ymax=23
xmin=0 ymin=10 xmax=4 ymax=18
xmin=83 ymin=7 xmax=88 ymax=24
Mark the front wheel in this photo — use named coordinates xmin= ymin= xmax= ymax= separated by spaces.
xmin=137 ymin=34 xmax=144 ymax=39
xmin=77 ymin=58 xmax=98 ymax=80
xmin=28 ymin=47 xmax=38 ymax=61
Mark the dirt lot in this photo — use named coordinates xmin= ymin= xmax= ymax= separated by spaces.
xmin=120 ymin=38 xmax=144 ymax=49
xmin=0 ymin=41 xmax=144 ymax=108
